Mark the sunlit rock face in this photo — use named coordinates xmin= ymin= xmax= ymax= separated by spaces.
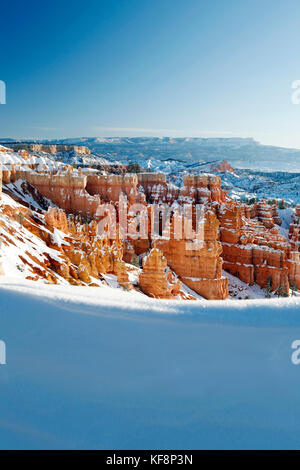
xmin=180 ymin=174 xmax=227 ymax=205
xmin=86 ymin=174 xmax=146 ymax=205
xmin=45 ymin=207 xmax=68 ymax=233
xmin=116 ymin=260 xmax=132 ymax=290
xmin=25 ymin=169 xmax=101 ymax=217
xmin=256 ymin=200 xmax=282 ymax=228
xmin=288 ymin=205 xmax=300 ymax=289
xmin=289 ymin=205 xmax=300 ymax=251
xmin=21 ymin=206 xmax=124 ymax=286
xmin=0 ymin=169 xmax=3 ymax=276
xmin=136 ymin=173 xmax=227 ymax=205
xmin=137 ymin=173 xmax=176 ymax=204
xmin=29 ymin=144 xmax=91 ymax=154
xmin=218 ymin=200 xmax=289 ymax=292
xmin=138 ymin=247 xmax=181 ymax=299
xmin=210 ymin=160 xmax=235 ymax=173
xmin=155 ymin=210 xmax=228 ymax=300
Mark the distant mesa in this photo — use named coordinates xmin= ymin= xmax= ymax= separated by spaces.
xmin=1 ymin=141 xmax=91 ymax=155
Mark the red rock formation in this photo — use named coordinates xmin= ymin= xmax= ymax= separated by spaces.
xmin=116 ymin=260 xmax=133 ymax=289
xmin=45 ymin=208 xmax=68 ymax=233
xmin=25 ymin=169 xmax=101 ymax=217
xmin=288 ymin=251 xmax=300 ymax=290
xmin=0 ymin=145 xmax=13 ymax=154
xmin=256 ymin=200 xmax=282 ymax=228
xmin=137 ymin=173 xmax=177 ymax=204
xmin=288 ymin=205 xmax=300 ymax=289
xmin=137 ymin=173 xmax=227 ymax=205
xmin=86 ymin=174 xmax=146 ymax=204
xmin=218 ymin=201 xmax=289 ymax=292
xmin=122 ymin=241 xmax=135 ymax=263
xmin=29 ymin=144 xmax=91 ymax=154
xmin=289 ymin=205 xmax=300 ymax=249
xmin=240 ymin=200 xmax=281 ymax=227
xmin=240 ymin=203 xmax=257 ymax=219
xmin=156 ymin=210 xmax=228 ymax=300
xmin=179 ymin=174 xmax=227 ymax=205
xmin=2 ymin=167 xmax=11 ymax=185
xmin=138 ymin=247 xmax=182 ymax=299
xmin=210 ymin=160 xmax=235 ymax=173
xmin=17 ymin=204 xmax=125 ymax=286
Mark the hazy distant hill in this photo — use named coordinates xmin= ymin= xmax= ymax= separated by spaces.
xmin=2 ymin=136 xmax=300 ymax=171
xmin=41 ymin=137 xmax=300 ymax=172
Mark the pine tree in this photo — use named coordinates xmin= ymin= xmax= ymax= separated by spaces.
xmin=127 ymin=162 xmax=141 ymax=174
xmin=131 ymin=254 xmax=140 ymax=268
xmin=291 ymin=282 xmax=298 ymax=297
xmin=276 ymin=284 xmax=288 ymax=298
xmin=265 ymin=276 xmax=272 ymax=298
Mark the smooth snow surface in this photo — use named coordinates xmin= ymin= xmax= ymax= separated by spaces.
xmin=0 ymin=280 xmax=300 ymax=449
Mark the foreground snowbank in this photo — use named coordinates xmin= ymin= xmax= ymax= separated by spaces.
xmin=1 ymin=279 xmax=300 ymax=326
xmin=1 ymin=281 xmax=300 ymax=449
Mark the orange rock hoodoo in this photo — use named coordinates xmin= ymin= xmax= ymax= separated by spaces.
xmin=155 ymin=210 xmax=228 ymax=300
xmin=138 ymin=247 xmax=182 ymax=299
xmin=116 ymin=260 xmax=133 ymax=290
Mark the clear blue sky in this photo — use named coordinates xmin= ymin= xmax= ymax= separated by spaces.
xmin=1 ymin=0 xmax=300 ymax=148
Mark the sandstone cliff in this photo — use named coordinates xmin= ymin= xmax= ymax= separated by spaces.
xmin=288 ymin=205 xmax=300 ymax=289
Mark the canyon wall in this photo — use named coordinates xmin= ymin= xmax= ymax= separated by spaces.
xmin=218 ymin=201 xmax=289 ymax=292
xmin=155 ymin=210 xmax=228 ymax=300
xmin=86 ymin=173 xmax=146 ymax=204
xmin=288 ymin=205 xmax=300 ymax=289
xmin=25 ymin=170 xmax=101 ymax=217
xmin=5 ymin=165 xmax=297 ymax=298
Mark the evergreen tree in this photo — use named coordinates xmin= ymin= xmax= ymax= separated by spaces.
xmin=127 ymin=162 xmax=141 ymax=174
xmin=131 ymin=254 xmax=140 ymax=268
xmin=291 ymin=282 xmax=298 ymax=297
xmin=265 ymin=276 xmax=272 ymax=298
xmin=276 ymin=284 xmax=288 ymax=298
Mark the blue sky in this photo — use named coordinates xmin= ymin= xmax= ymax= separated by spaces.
xmin=1 ymin=0 xmax=300 ymax=148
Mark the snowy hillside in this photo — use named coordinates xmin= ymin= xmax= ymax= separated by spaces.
xmin=218 ymin=169 xmax=300 ymax=206
xmin=0 ymin=145 xmax=57 ymax=171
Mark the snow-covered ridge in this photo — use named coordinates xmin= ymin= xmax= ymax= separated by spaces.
xmin=0 ymin=278 xmax=300 ymax=326
xmin=34 ymin=136 xmax=300 ymax=172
